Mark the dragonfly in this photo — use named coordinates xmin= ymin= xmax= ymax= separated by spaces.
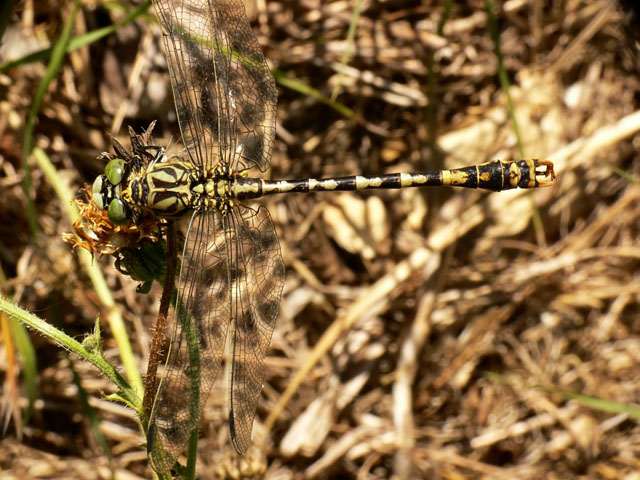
xmin=89 ymin=0 xmax=557 ymax=474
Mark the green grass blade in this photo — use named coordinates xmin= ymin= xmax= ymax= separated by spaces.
xmin=485 ymin=0 xmax=524 ymax=156
xmin=0 ymin=295 xmax=141 ymax=413
xmin=10 ymin=319 xmax=38 ymax=424
xmin=426 ymin=0 xmax=453 ymax=160
xmin=184 ymin=303 xmax=201 ymax=480
xmin=0 ymin=0 xmax=152 ymax=74
xmin=485 ymin=0 xmax=549 ymax=245
xmin=33 ymin=147 xmax=144 ymax=397
xmin=22 ymin=0 xmax=82 ymax=239
xmin=330 ymin=0 xmax=363 ymax=101
xmin=485 ymin=371 xmax=640 ymax=418
xmin=273 ymin=68 xmax=357 ymax=120
xmin=607 ymin=164 xmax=640 ymax=184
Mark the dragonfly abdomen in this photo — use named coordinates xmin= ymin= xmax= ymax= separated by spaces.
xmin=235 ymin=159 xmax=556 ymax=200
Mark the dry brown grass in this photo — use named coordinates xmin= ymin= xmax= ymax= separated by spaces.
xmin=1 ymin=0 xmax=640 ymax=478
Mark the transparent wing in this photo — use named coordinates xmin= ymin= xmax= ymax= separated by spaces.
xmin=152 ymin=0 xmax=277 ymax=172
xmin=148 ymin=211 xmax=230 ymax=473
xmin=226 ymin=206 xmax=284 ymax=454
xmin=148 ymin=206 xmax=284 ymax=472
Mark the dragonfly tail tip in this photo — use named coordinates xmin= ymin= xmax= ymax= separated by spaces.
xmin=533 ymin=159 xmax=557 ymax=187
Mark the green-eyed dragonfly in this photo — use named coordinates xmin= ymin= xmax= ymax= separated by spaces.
xmin=89 ymin=0 xmax=556 ymax=474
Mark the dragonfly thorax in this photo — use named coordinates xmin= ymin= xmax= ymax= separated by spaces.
xmin=93 ymin=151 xmax=246 ymax=225
xmin=140 ymin=160 xmax=247 ymax=218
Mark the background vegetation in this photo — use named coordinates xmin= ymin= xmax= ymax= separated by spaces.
xmin=1 ymin=0 xmax=640 ymax=478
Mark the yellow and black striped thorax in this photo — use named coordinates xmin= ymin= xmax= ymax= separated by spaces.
xmin=92 ymin=151 xmax=242 ymax=225
xmin=124 ymin=159 xmax=201 ymax=218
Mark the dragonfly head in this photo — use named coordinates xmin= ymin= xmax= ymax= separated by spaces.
xmin=92 ymin=158 xmax=132 ymax=225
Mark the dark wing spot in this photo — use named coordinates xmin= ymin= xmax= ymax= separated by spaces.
xmin=202 ymin=262 xmax=227 ymax=287
xmin=272 ymin=261 xmax=286 ymax=278
xmin=197 ymin=353 xmax=216 ymax=373
xmin=236 ymin=222 xmax=250 ymax=238
xmin=229 ymin=264 xmax=244 ymax=282
xmin=229 ymin=32 xmax=246 ymax=57
xmin=260 ymin=231 xmax=277 ymax=249
xmin=256 ymin=78 xmax=274 ymax=103
xmin=241 ymin=136 xmax=264 ymax=165
xmin=238 ymin=310 xmax=257 ymax=336
xmin=204 ymin=263 xmax=231 ymax=300
xmin=240 ymin=102 xmax=256 ymax=125
xmin=253 ymin=252 xmax=267 ymax=264
xmin=257 ymin=299 xmax=279 ymax=325
xmin=190 ymin=299 xmax=208 ymax=323
xmin=247 ymin=226 xmax=276 ymax=249
xmin=165 ymin=423 xmax=180 ymax=438
xmin=199 ymin=320 xmax=222 ymax=351
xmin=215 ymin=285 xmax=229 ymax=300
xmin=200 ymin=88 xmax=221 ymax=136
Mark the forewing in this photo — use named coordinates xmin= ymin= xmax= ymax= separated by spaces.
xmin=148 ymin=211 xmax=231 ymax=473
xmin=151 ymin=0 xmax=277 ymax=172
xmin=227 ymin=205 xmax=284 ymax=454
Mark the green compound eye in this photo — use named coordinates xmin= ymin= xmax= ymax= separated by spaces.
xmin=107 ymin=198 xmax=129 ymax=224
xmin=92 ymin=176 xmax=104 ymax=209
xmin=105 ymin=158 xmax=126 ymax=185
